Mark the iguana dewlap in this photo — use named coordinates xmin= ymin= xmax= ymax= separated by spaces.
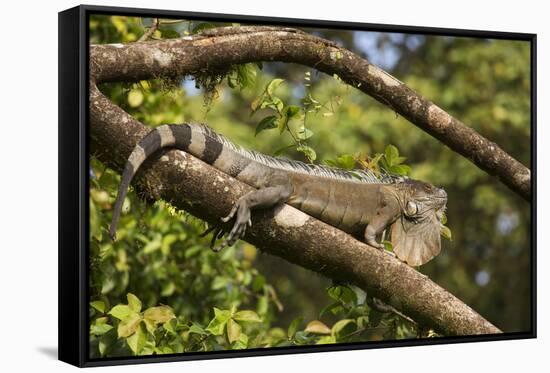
xmin=109 ymin=123 xmax=448 ymax=266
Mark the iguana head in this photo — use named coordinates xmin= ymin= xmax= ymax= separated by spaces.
xmin=390 ymin=179 xmax=448 ymax=266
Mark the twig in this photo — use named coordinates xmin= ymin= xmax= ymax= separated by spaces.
xmin=138 ymin=18 xmax=160 ymax=42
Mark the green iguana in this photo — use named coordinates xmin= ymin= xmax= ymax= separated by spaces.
xmin=109 ymin=123 xmax=448 ymax=266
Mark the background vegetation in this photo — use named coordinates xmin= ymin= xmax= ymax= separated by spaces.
xmin=88 ymin=16 xmax=531 ymax=357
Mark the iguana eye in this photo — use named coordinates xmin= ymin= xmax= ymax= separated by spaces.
xmin=405 ymin=201 xmax=418 ymax=216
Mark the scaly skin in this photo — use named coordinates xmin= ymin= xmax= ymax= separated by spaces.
xmin=109 ymin=123 xmax=447 ymax=266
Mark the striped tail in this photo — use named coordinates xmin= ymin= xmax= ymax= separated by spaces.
xmin=109 ymin=123 xmax=226 ymax=240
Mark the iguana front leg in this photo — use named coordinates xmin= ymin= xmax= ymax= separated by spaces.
xmin=214 ymin=183 xmax=292 ymax=252
xmin=364 ymin=198 xmax=400 ymax=250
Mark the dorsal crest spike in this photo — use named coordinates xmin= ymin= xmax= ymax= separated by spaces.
xmin=189 ymin=123 xmax=401 ymax=184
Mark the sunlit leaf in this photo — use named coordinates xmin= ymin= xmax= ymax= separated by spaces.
xmin=287 ymin=316 xmax=303 ymax=339
xmin=331 ymin=319 xmax=357 ymax=339
xmin=266 ymin=78 xmax=285 ymax=96
xmin=143 ymin=306 xmax=175 ymax=324
xmin=126 ymin=323 xmax=147 ymax=355
xmin=90 ymin=323 xmax=113 ymax=336
xmin=385 ymin=144 xmax=399 ymax=166
xmin=231 ymin=332 xmax=249 ymax=349
xmin=189 ymin=323 xmax=208 ymax=335
xmin=127 ymin=293 xmax=142 ymax=313
xmin=90 ymin=300 xmax=106 ymax=314
xmin=233 ymin=310 xmax=261 ymax=323
xmin=226 ymin=318 xmax=242 ymax=343
xmin=108 ymin=305 xmax=131 ymax=320
xmin=236 ymin=64 xmax=257 ymax=89
xmin=117 ymin=312 xmax=142 ymax=338
xmin=296 ymin=127 xmax=314 ymax=140
xmin=128 ymin=89 xmax=144 ymax=108
xmin=441 ymin=225 xmax=452 ymax=241
xmin=305 ymin=320 xmax=331 ymax=334
xmin=296 ymin=145 xmax=317 ymax=162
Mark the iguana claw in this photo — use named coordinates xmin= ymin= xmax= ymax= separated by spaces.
xmin=214 ymin=200 xmax=251 ymax=252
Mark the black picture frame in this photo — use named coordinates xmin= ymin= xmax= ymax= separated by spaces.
xmin=59 ymin=4 xmax=537 ymax=367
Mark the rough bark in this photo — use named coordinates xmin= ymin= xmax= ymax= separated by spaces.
xmin=90 ymin=26 xmax=531 ymax=201
xmin=90 ymin=84 xmax=501 ymax=336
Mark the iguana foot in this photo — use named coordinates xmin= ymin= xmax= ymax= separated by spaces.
xmin=213 ymin=200 xmax=252 ymax=252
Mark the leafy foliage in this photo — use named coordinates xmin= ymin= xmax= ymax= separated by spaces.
xmin=90 ymin=286 xmax=425 ymax=356
xmin=89 ymin=14 xmax=531 ymax=358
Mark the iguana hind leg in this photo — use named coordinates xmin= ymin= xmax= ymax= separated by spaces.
xmin=213 ymin=183 xmax=292 ymax=252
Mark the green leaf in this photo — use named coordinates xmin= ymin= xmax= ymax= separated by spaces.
xmin=163 ymin=319 xmax=177 ymax=335
xmin=296 ymin=145 xmax=317 ymax=162
xmin=233 ymin=310 xmax=261 ymax=323
xmin=189 ymin=323 xmax=208 ymax=336
xmin=211 ymin=276 xmax=231 ymax=290
xmin=440 ymin=225 xmax=453 ymax=241
xmin=331 ymin=319 xmax=357 ymax=339
xmin=326 ymin=154 xmax=356 ymax=170
xmin=231 ymin=332 xmax=249 ymax=349
xmin=90 ymin=323 xmax=113 ymax=336
xmin=126 ymin=323 xmax=147 ymax=355
xmin=108 ymin=305 xmax=131 ymax=320
xmin=278 ymin=106 xmax=299 ymax=134
xmin=269 ymin=97 xmax=284 ymax=114
xmin=382 ymin=240 xmax=393 ymax=251
xmin=327 ymin=285 xmax=357 ymax=305
xmin=206 ymin=316 xmax=227 ymax=336
xmin=117 ymin=312 xmax=142 ymax=338
xmin=206 ymin=308 xmax=232 ymax=335
xmin=226 ymin=318 xmax=242 ymax=343
xmin=305 ymin=320 xmax=331 ymax=335
xmin=385 ymin=144 xmax=399 ymax=166
xmin=157 ymin=28 xmax=180 ymax=39
xmin=143 ymin=317 xmax=156 ymax=335
xmin=319 ymin=302 xmax=344 ymax=318
xmin=90 ymin=300 xmax=106 ymax=314
xmin=191 ymin=22 xmax=216 ymax=34
xmin=236 ymin=64 xmax=257 ymax=89
xmin=339 ymin=154 xmax=356 ymax=170
xmin=296 ymin=127 xmax=314 ymax=140
xmin=127 ymin=89 xmax=144 ymax=108
xmin=143 ymin=306 xmax=175 ymax=325
xmin=389 ymin=164 xmax=411 ymax=176
xmin=393 ymin=156 xmax=407 ymax=165
xmin=266 ymin=78 xmax=285 ymax=96
xmin=161 ymin=234 xmax=177 ymax=254
xmin=283 ymin=105 xmax=301 ymax=119
xmin=184 ymin=245 xmax=202 ymax=258
xmin=252 ymin=275 xmax=266 ymax=292
xmin=287 ymin=316 xmax=303 ymax=339
xmin=161 ymin=282 xmax=176 ymax=297
xmin=127 ymin=293 xmax=142 ymax=313
xmin=143 ymin=239 xmax=162 ymax=254
xmin=255 ymin=115 xmax=278 ymax=136
xmin=227 ymin=72 xmax=238 ymax=89
xmin=250 ymin=95 xmax=264 ymax=113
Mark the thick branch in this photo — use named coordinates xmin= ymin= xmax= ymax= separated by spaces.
xmin=90 ymin=26 xmax=531 ymax=200
xmin=90 ymin=84 xmax=501 ymax=336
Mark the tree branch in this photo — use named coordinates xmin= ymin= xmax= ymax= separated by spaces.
xmin=90 ymin=84 xmax=501 ymax=336
xmin=90 ymin=26 xmax=531 ymax=201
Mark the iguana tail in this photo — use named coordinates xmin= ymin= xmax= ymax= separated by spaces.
xmin=109 ymin=123 xmax=230 ymax=240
